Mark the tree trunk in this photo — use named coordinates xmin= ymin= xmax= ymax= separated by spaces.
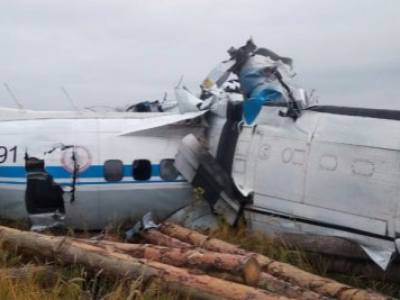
xmin=139 ymin=228 xmax=192 ymax=248
xmin=161 ymin=222 xmax=248 ymax=255
xmin=258 ymin=272 xmax=328 ymax=300
xmin=160 ymin=222 xmax=390 ymax=300
xmin=213 ymin=271 xmax=329 ymax=300
xmin=82 ymin=240 xmax=260 ymax=286
xmin=0 ymin=225 xmax=291 ymax=300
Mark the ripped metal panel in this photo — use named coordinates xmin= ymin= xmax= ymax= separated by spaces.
xmin=24 ymin=143 xmax=90 ymax=231
xmin=167 ymin=200 xmax=219 ymax=230
xmin=361 ymin=244 xmax=394 ymax=270
xmin=25 ymin=155 xmax=65 ymax=214
xmin=174 ymin=134 xmax=249 ymax=225
xmin=29 ymin=211 xmax=65 ymax=232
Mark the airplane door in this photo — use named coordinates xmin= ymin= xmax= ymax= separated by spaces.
xmin=42 ymin=144 xmax=100 ymax=229
xmin=253 ymin=131 xmax=309 ymax=204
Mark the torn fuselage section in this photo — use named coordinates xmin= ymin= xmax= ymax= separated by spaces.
xmin=25 ymin=155 xmax=65 ymax=231
xmin=24 ymin=144 xmax=80 ymax=230
xmin=174 ymin=134 xmax=251 ymax=226
xmin=25 ymin=156 xmax=65 ymax=214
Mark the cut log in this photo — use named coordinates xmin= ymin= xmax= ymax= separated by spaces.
xmin=140 ymin=228 xmax=192 ymax=248
xmin=0 ymin=225 xmax=291 ymax=300
xmin=160 ymin=222 xmax=390 ymax=300
xmin=259 ymin=272 xmax=328 ymax=300
xmin=161 ymin=222 xmax=247 ymax=255
xmin=84 ymin=239 xmax=326 ymax=298
xmin=212 ymin=272 xmax=327 ymax=300
xmin=81 ymin=240 xmax=260 ymax=286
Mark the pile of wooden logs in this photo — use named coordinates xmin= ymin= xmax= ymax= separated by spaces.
xmin=0 ymin=223 xmax=393 ymax=300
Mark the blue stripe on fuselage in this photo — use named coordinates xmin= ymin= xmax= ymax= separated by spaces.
xmin=0 ymin=180 xmax=186 ymax=186
xmin=0 ymin=166 xmax=26 ymax=178
xmin=0 ymin=164 xmax=162 ymax=179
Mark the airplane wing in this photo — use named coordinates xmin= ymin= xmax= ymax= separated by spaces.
xmin=118 ymin=110 xmax=208 ymax=136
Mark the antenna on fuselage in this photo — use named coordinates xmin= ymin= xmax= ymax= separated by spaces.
xmin=61 ymin=86 xmax=80 ymax=112
xmin=175 ymin=75 xmax=184 ymax=88
xmin=3 ymin=82 xmax=24 ymax=109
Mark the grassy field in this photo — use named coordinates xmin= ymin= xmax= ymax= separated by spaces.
xmin=0 ymin=218 xmax=399 ymax=300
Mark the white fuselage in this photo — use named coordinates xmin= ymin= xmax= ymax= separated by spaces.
xmin=0 ymin=108 xmax=205 ymax=229
xmin=231 ymin=105 xmax=400 ymax=266
xmin=2 ymin=103 xmax=400 ymax=268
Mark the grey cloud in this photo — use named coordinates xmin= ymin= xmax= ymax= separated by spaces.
xmin=0 ymin=0 xmax=399 ymax=110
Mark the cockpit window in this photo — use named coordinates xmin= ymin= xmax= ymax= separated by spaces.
xmin=104 ymin=160 xmax=124 ymax=182
xmin=160 ymin=159 xmax=179 ymax=181
xmin=133 ymin=159 xmax=152 ymax=181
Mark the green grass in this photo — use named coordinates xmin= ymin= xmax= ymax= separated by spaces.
xmin=0 ymin=217 xmax=399 ymax=299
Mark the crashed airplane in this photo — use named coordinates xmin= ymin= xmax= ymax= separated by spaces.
xmin=0 ymin=39 xmax=399 ymax=270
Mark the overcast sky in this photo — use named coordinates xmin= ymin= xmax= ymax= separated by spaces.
xmin=0 ymin=0 xmax=399 ymax=111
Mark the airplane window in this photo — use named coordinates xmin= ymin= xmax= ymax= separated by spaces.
xmin=104 ymin=160 xmax=124 ymax=182
xmin=132 ymin=159 xmax=152 ymax=180
xmin=160 ymin=159 xmax=179 ymax=181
